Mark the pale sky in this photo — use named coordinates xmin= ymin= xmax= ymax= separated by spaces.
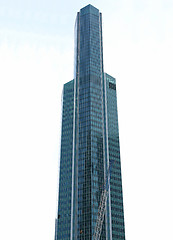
xmin=0 ymin=0 xmax=173 ymax=240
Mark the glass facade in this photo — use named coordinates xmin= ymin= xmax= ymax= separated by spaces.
xmin=55 ymin=80 xmax=74 ymax=240
xmin=105 ymin=74 xmax=125 ymax=239
xmin=55 ymin=5 xmax=125 ymax=240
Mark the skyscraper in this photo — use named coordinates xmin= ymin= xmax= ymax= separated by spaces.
xmin=55 ymin=4 xmax=125 ymax=240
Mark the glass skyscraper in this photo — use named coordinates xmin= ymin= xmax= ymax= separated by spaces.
xmin=55 ymin=4 xmax=125 ymax=240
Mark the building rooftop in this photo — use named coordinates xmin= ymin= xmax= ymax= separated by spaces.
xmin=80 ymin=4 xmax=99 ymax=16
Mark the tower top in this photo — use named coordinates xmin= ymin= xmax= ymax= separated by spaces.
xmin=80 ymin=4 xmax=100 ymax=16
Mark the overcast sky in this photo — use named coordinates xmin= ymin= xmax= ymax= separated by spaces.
xmin=0 ymin=0 xmax=173 ymax=240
